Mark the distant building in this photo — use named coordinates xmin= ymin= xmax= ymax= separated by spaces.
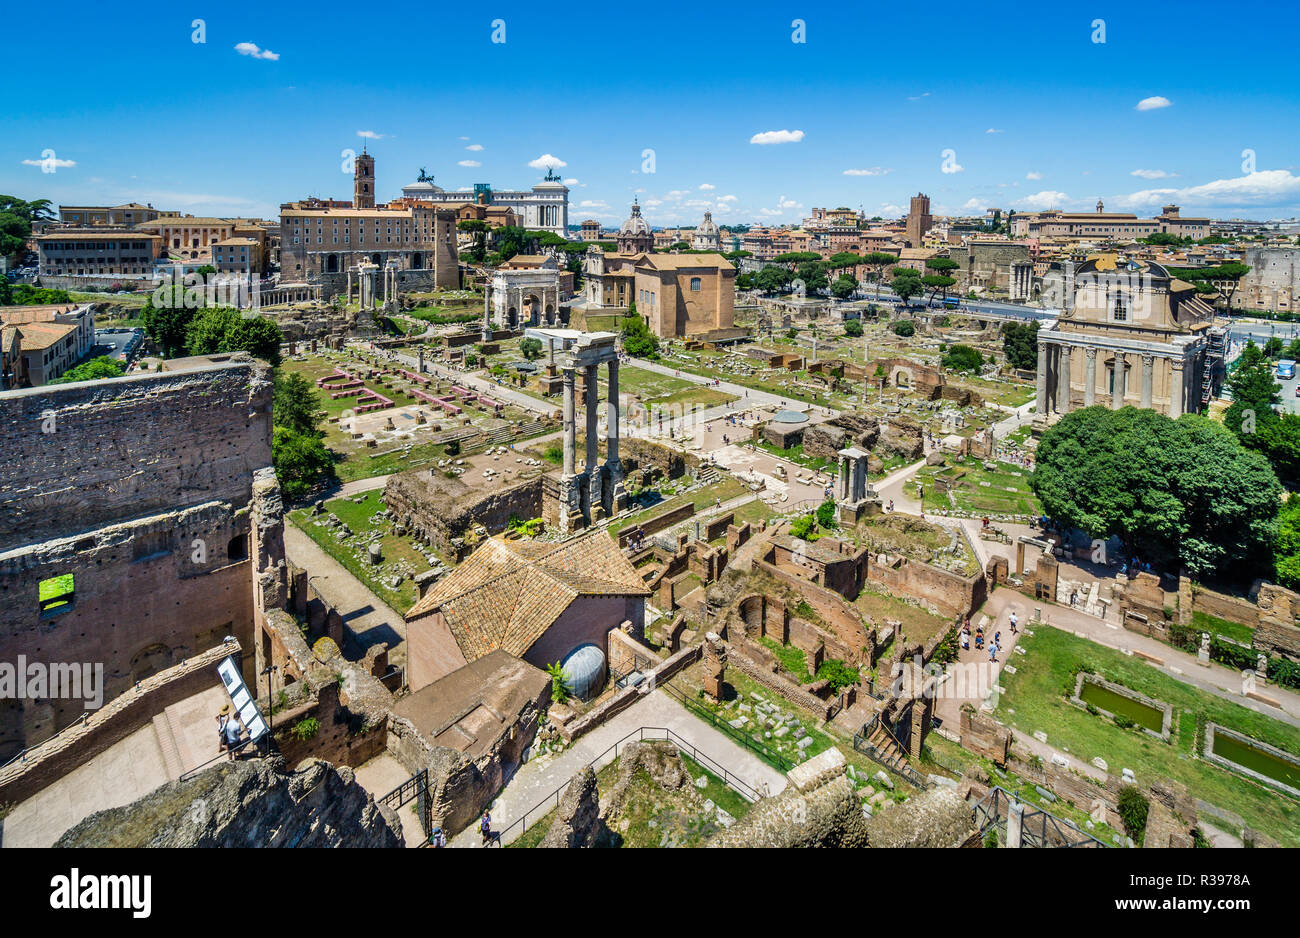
xmin=35 ymin=230 xmax=160 ymax=279
xmin=1011 ymin=204 xmax=1209 ymax=241
xmin=579 ymin=219 xmax=603 ymax=241
xmin=57 ymin=203 xmax=174 ymax=227
xmin=905 ymin=193 xmax=932 ymax=248
xmin=0 ymin=304 xmax=96 ymax=387
xmin=692 ymin=211 xmax=721 ymax=251
xmin=615 ymin=199 xmax=654 ymax=254
xmin=401 ymin=167 xmax=568 ymax=235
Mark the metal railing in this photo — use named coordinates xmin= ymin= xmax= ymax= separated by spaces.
xmin=971 ymin=786 xmax=1106 ymax=848
xmin=491 ymin=724 xmax=766 ymax=847
xmin=851 ymin=715 xmax=928 ymax=790
xmin=659 ymin=680 xmax=792 ymax=771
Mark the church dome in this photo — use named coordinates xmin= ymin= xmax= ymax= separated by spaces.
xmin=697 ymin=211 xmax=718 ymax=235
xmin=619 ymin=199 xmax=651 ymax=236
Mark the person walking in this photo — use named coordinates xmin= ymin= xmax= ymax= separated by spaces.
xmin=216 ymin=704 xmax=230 ymax=757
xmin=479 ymin=810 xmax=493 ymax=845
xmin=1009 ymin=611 xmax=1018 ymax=634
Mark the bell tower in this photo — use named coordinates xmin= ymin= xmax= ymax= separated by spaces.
xmin=354 ymin=147 xmax=375 ymax=209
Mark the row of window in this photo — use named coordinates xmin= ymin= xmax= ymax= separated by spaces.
xmin=44 ymin=242 xmax=151 ymax=251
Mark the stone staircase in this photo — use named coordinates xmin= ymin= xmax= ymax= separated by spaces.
xmin=480 ymin=419 xmax=545 ymax=447
xmin=697 ymin=465 xmax=721 ymax=486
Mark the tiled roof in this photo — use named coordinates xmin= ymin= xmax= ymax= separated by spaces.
xmin=406 ymin=532 xmax=649 ymax=661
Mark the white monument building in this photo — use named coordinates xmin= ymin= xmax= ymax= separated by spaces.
xmin=402 ymin=168 xmax=569 ymax=236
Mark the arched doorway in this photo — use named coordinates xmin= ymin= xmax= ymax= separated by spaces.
xmin=326 ymin=254 xmax=339 ymax=273
xmin=411 ymin=252 xmax=423 ymax=268
xmin=507 ymin=307 xmax=518 ymax=329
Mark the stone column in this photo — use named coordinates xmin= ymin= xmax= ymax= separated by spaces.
xmin=585 ymin=363 xmax=602 ymax=512
xmin=1055 ymin=344 xmax=1071 ymax=414
xmin=1111 ymin=356 xmax=1126 ymax=410
xmin=1083 ymin=347 xmax=1097 ymax=407
xmin=1035 ymin=341 xmax=1048 ymax=414
xmin=482 ymin=281 xmax=493 ymax=341
xmin=1140 ymin=354 xmax=1154 ymax=409
xmin=1170 ymin=358 xmax=1185 ymax=418
xmin=838 ymin=454 xmax=850 ymax=501
xmin=562 ymin=367 xmax=576 ymax=476
xmin=606 ymin=359 xmax=621 ymax=468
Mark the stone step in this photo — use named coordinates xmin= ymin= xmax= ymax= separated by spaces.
xmin=151 ymin=712 xmax=184 ymax=781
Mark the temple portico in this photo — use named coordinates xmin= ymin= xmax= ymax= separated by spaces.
xmin=549 ymin=330 xmax=625 ymax=532
xmin=836 ymin=447 xmax=881 ymax=524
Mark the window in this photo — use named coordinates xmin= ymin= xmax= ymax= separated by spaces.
xmin=1113 ymin=293 xmax=1128 ymax=322
xmin=690 ymin=277 xmax=702 ymax=292
xmin=39 ymin=573 xmax=75 ymax=614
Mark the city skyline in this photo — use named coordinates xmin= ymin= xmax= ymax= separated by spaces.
xmin=4 ymin=0 xmax=1299 ymax=225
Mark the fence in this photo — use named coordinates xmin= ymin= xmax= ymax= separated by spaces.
xmin=378 ymin=767 xmax=433 ymax=841
xmin=659 ymin=680 xmax=792 ymax=772
xmin=971 ymin=786 xmax=1106 ymax=848
xmin=851 ymin=714 xmax=928 ymax=790
xmin=491 ymin=724 xmax=767 ymax=847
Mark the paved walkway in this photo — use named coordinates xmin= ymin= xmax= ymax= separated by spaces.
xmin=283 ymin=520 xmax=408 ymax=667
xmin=450 ymin=689 xmax=788 ymax=847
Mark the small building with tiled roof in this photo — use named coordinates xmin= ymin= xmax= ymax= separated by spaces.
xmin=405 ymin=530 xmax=650 ymax=691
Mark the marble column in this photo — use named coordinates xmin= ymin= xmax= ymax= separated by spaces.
xmin=1084 ymin=347 xmax=1097 ymax=407
xmin=1170 ymin=358 xmax=1185 ymax=418
xmin=562 ymin=367 xmax=576 ymax=477
xmin=1055 ymin=344 xmax=1072 ymax=414
xmin=1111 ymin=356 xmax=1126 ymax=410
xmin=1140 ymin=354 xmax=1154 ymax=409
xmin=838 ymin=455 xmax=850 ymax=501
xmin=1035 ymin=341 xmax=1048 ymax=414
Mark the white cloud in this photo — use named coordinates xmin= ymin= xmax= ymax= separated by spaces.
xmin=962 ymin=198 xmax=984 ymax=210
xmin=527 ymin=153 xmax=566 ymax=168
xmin=579 ymin=199 xmax=610 ymax=210
xmin=880 ymin=204 xmax=904 ymax=215
xmin=1136 ymin=96 xmax=1172 ymax=111
xmin=357 ymin=130 xmax=385 ymax=140
xmin=458 ymin=136 xmax=470 ymax=140
xmin=1130 ymin=169 xmax=1176 ymax=180
xmin=563 ymin=178 xmax=579 ymax=186
xmin=699 ymin=183 xmax=715 ymax=190
xmin=718 ymin=194 xmax=738 ymax=202
xmin=1026 ymin=171 xmax=1044 ymax=180
xmin=1111 ymin=170 xmax=1300 ymax=211
xmin=465 ymin=144 xmax=483 ymax=151
xmin=941 ymin=159 xmax=965 ymax=175
xmin=750 ymin=129 xmax=804 ymax=145
xmin=22 ymin=156 xmax=76 ymax=169
xmin=665 ymin=190 xmax=689 ymax=201
xmin=843 ymin=167 xmax=891 ymax=176
xmin=234 ymin=42 xmax=279 ymax=61
xmin=1015 ymin=190 xmax=1070 ymax=210
xmin=907 ymin=92 xmax=931 ymax=101
xmin=644 ymin=199 xmax=663 ymax=207
xmin=458 ymin=160 xmax=481 ymax=167
xmin=986 ymin=128 xmax=1003 ymax=134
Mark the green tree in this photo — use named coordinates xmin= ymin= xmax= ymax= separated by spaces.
xmin=272 ymin=425 xmax=334 ymax=501
xmin=50 ymin=356 xmax=125 ymax=384
xmin=1031 ymin=406 xmax=1280 ymax=580
xmin=272 ymin=371 xmax=322 ymax=437
xmin=815 ymin=499 xmax=838 ymax=529
xmin=830 ymin=273 xmax=858 ymax=300
xmin=891 ymin=268 xmax=924 ymax=305
xmin=621 ymin=306 xmax=659 ymax=358
xmin=1274 ymin=496 xmax=1300 ymax=590
xmin=546 ymin=661 xmax=571 ymax=704
xmin=1000 ymin=321 xmax=1040 ymax=370
xmin=891 ymin=319 xmax=916 ymax=337
xmin=1264 ymin=336 xmax=1284 ymax=359
xmin=141 ymin=284 xmax=201 ymax=357
xmin=843 ymin=318 xmax=863 ymax=337
xmin=185 ymin=307 xmax=282 ymax=365
xmin=755 ymin=265 xmax=793 ymax=295
xmin=942 ymin=344 xmax=984 ymax=372
xmin=519 ymin=336 xmax=544 ymax=360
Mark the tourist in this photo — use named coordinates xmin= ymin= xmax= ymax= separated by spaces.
xmin=961 ymin=631 xmax=969 ymax=651
xmin=479 ymin=810 xmax=493 ymax=845
xmin=432 ymin=827 xmax=447 ymax=848
xmin=988 ymin=644 xmax=997 ymax=663
xmin=216 ymin=704 xmax=230 ymax=756
xmin=224 ymin=712 xmax=246 ymax=760
xmin=1009 ymin=611 xmax=1018 ymax=633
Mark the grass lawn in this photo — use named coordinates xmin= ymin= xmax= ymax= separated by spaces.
xmin=995 ymin=624 xmax=1300 ymax=846
xmin=755 ymin=439 xmax=833 ymax=472
xmin=607 ymin=476 xmax=748 ymax=537
xmin=917 ymin=457 xmax=1040 ymax=517
xmin=1190 ymin=611 xmax=1256 ymax=647
xmin=288 ymin=489 xmax=437 ymax=613
xmin=854 ymin=585 xmax=954 ymax=660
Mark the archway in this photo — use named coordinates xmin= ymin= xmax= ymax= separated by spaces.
xmin=326 ymin=254 xmax=339 ymax=273
xmin=130 ymin=643 xmax=172 ymax=683
xmin=411 ymin=252 xmax=423 ymax=269
xmin=507 ymin=306 xmax=518 ymax=329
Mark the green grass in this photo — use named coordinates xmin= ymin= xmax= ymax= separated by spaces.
xmin=608 ymin=476 xmax=748 ymax=536
xmin=1191 ymin=611 xmax=1256 ymax=646
xmin=995 ymin=624 xmax=1300 ymax=845
xmin=505 ymin=810 xmax=556 ymax=848
xmin=679 ymin=753 xmax=754 ymax=821
xmin=288 ymin=489 xmax=434 ymax=612
xmin=758 ymin=636 xmax=813 ymax=683
xmin=917 ymin=457 xmax=1040 ymax=516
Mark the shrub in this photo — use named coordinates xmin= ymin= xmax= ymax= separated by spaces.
xmin=891 ymin=320 xmax=915 ymax=337
xmin=815 ymin=499 xmax=838 ymax=529
xmin=546 ymin=661 xmax=571 ymax=704
xmin=789 ymin=514 xmax=817 ymax=540
xmin=289 ymin=717 xmax=320 ymax=741
xmin=1113 ymin=714 xmax=1135 ymax=729
xmin=1117 ymin=785 xmax=1150 ymax=843
xmin=816 ymin=659 xmax=860 ymax=693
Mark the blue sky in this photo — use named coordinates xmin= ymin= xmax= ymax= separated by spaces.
xmin=4 ymin=0 xmax=1298 ymax=227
